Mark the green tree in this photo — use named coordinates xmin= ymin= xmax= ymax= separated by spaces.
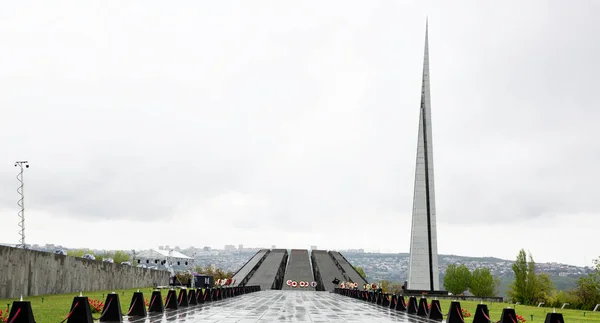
xmin=547 ymin=290 xmax=576 ymax=308
xmin=193 ymin=265 xmax=233 ymax=280
xmin=533 ymin=273 xmax=554 ymax=304
xmin=113 ymin=250 xmax=130 ymax=263
xmin=509 ymin=249 xmax=554 ymax=305
xmin=67 ymin=249 xmax=92 ymax=258
xmin=509 ymin=249 xmax=529 ymax=303
xmin=569 ymin=271 xmax=600 ymax=310
xmin=389 ymin=283 xmax=404 ymax=294
xmin=379 ymin=280 xmax=391 ymax=293
xmin=443 ymin=264 xmax=471 ymax=295
xmin=469 ymin=268 xmax=499 ymax=297
xmin=353 ymin=266 xmax=367 ymax=280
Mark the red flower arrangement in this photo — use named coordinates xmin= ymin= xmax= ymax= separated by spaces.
xmin=461 ymin=308 xmax=471 ymax=318
xmin=144 ymin=298 xmax=150 ymax=307
xmin=515 ymin=314 xmax=526 ymax=323
xmin=88 ymin=299 xmax=104 ymax=313
xmin=0 ymin=307 xmax=9 ymax=323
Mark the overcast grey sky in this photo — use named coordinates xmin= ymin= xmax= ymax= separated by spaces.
xmin=1 ymin=1 xmax=599 ymax=266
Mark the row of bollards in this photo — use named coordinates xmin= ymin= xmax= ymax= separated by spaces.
xmin=7 ymin=285 xmax=261 ymax=323
xmin=333 ymin=288 xmax=566 ymax=323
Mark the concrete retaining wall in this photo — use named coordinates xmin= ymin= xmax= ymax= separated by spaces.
xmin=0 ymin=245 xmax=170 ymax=299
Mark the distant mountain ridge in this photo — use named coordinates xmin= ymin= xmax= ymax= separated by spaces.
xmin=341 ymin=252 xmax=593 ymax=296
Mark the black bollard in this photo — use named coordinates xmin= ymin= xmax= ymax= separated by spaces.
xmin=8 ymin=301 xmax=35 ymax=323
xmin=407 ymin=296 xmax=418 ymax=314
xmin=196 ymin=289 xmax=204 ymax=304
xmin=499 ymin=308 xmax=518 ymax=323
xmin=428 ymin=299 xmax=444 ymax=321
xmin=417 ymin=297 xmax=428 ymax=316
xmin=165 ymin=290 xmax=178 ymax=310
xmin=544 ymin=312 xmax=564 ymax=323
xmin=178 ymin=289 xmax=188 ymax=307
xmin=148 ymin=290 xmax=164 ymax=313
xmin=218 ymin=288 xmax=223 ymax=300
xmin=188 ymin=289 xmax=197 ymax=305
xmin=100 ymin=293 xmax=123 ymax=322
xmin=382 ymin=294 xmax=390 ymax=307
xmin=396 ymin=295 xmax=407 ymax=311
xmin=446 ymin=301 xmax=464 ymax=323
xmin=67 ymin=296 xmax=93 ymax=323
xmin=473 ymin=304 xmax=490 ymax=323
xmin=126 ymin=292 xmax=147 ymax=317
xmin=390 ymin=295 xmax=397 ymax=309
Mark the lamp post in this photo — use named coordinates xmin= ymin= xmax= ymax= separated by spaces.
xmin=14 ymin=161 xmax=29 ymax=249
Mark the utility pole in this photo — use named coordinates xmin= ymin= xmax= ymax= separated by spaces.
xmin=14 ymin=161 xmax=29 ymax=249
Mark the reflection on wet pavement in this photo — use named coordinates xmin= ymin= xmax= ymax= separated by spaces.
xmin=126 ymin=290 xmax=433 ymax=322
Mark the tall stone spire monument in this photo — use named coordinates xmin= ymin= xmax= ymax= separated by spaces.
xmin=407 ymin=20 xmax=440 ymax=291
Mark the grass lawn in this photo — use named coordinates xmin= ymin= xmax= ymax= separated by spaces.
xmin=435 ymin=299 xmax=599 ymax=323
xmin=1 ymin=290 xmax=599 ymax=323
xmin=0 ymin=287 xmax=158 ymax=323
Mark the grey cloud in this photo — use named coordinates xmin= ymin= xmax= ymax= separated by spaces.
xmin=0 ymin=0 xmax=599 ymax=248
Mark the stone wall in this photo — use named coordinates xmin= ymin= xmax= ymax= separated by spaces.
xmin=0 ymin=245 xmax=170 ymax=299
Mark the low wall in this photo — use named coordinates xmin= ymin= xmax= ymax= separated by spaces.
xmin=0 ymin=245 xmax=170 ymax=299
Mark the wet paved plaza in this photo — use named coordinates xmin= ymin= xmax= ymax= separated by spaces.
xmin=127 ymin=290 xmax=432 ymax=322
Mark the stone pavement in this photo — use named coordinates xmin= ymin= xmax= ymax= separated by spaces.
xmin=127 ymin=290 xmax=433 ymax=322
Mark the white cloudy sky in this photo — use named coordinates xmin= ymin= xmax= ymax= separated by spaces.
xmin=1 ymin=1 xmax=599 ymax=267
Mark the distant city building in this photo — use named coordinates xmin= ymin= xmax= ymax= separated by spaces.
xmin=343 ymin=249 xmax=365 ymax=253
xmin=136 ymin=248 xmax=192 ymax=270
xmin=203 ymin=246 xmax=211 ymax=252
xmin=238 ymin=244 xmax=244 ymax=251
xmin=224 ymin=245 xmax=236 ymax=252
xmin=310 ymin=246 xmax=318 ymax=250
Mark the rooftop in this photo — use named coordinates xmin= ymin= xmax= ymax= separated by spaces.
xmin=137 ymin=248 xmax=192 ymax=260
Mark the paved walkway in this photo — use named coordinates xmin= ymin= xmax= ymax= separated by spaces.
xmin=127 ymin=290 xmax=434 ymax=322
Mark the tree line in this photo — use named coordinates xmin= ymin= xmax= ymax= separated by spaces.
xmin=507 ymin=249 xmax=600 ymax=310
xmin=444 ymin=248 xmax=600 ymax=310
xmin=443 ymin=265 xmax=499 ymax=296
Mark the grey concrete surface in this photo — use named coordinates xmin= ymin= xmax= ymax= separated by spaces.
xmin=408 ymin=24 xmax=441 ymax=291
xmin=126 ymin=290 xmax=425 ymax=322
xmin=329 ymin=251 xmax=368 ymax=285
xmin=0 ymin=245 xmax=169 ymax=299
xmin=232 ymin=249 xmax=269 ymax=286
xmin=281 ymin=250 xmax=315 ymax=290
xmin=245 ymin=250 xmax=287 ymax=291
xmin=311 ymin=250 xmax=345 ymax=291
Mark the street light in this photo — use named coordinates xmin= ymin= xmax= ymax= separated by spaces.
xmin=14 ymin=161 xmax=29 ymax=249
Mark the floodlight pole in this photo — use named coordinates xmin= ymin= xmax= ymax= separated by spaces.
xmin=15 ymin=161 xmax=29 ymax=249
